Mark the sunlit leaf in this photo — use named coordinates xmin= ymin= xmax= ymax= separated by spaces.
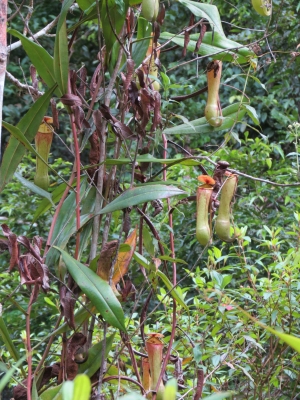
xmin=72 ymin=374 xmax=91 ymax=400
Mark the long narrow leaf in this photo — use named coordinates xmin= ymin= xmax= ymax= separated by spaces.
xmin=0 ymin=316 xmax=21 ymax=362
xmin=0 ymin=86 xmax=55 ymax=192
xmin=55 ymin=248 xmax=126 ymax=331
xmin=0 ymin=355 xmax=27 ymax=393
xmin=2 ymin=121 xmax=70 ymax=189
xmin=8 ymin=29 xmax=61 ymax=95
xmin=14 ymin=172 xmax=54 ymax=204
xmin=99 ymin=185 xmax=186 ymax=214
xmin=54 ymin=19 xmax=69 ymax=95
xmin=178 ymin=0 xmax=224 ymax=36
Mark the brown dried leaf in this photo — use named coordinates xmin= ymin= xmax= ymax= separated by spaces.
xmin=136 ymin=68 xmax=146 ymax=89
xmin=194 ymin=22 xmax=207 ymax=53
xmin=151 ymin=90 xmax=162 ymax=132
xmin=124 ymin=59 xmax=135 ymax=90
xmin=140 ymin=88 xmax=153 ymax=130
xmin=60 ymin=94 xmax=82 ymax=107
xmin=113 ymin=121 xmax=136 ymax=140
xmin=90 ymin=62 xmax=103 ymax=94
xmin=92 ymin=109 xmax=103 ymax=134
xmin=30 ymin=65 xmax=38 ymax=90
xmin=70 ymin=70 xmax=78 ymax=95
xmin=182 ymin=14 xmax=194 ymax=57
xmin=157 ymin=3 xmax=165 ymax=25
xmin=112 ymin=229 xmax=137 ymax=285
xmin=73 ymin=105 xmax=85 ymax=130
xmin=1 ymin=224 xmax=19 ymax=271
xmin=97 ymin=241 xmax=118 ymax=282
xmin=60 ymin=286 xmax=76 ymax=330
xmin=78 ymin=67 xmax=87 ymax=98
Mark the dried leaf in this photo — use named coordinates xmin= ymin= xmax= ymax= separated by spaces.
xmin=151 ymin=90 xmax=162 ymax=132
xmin=157 ymin=4 xmax=165 ymax=25
xmin=78 ymin=67 xmax=87 ymax=98
xmin=194 ymin=21 xmax=207 ymax=53
xmin=112 ymin=229 xmax=137 ymax=285
xmin=124 ymin=59 xmax=135 ymax=90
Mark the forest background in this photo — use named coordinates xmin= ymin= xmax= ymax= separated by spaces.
xmin=1 ymin=0 xmax=300 ymax=399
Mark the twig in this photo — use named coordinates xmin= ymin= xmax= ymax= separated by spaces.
xmin=7 ymin=15 xmax=60 ymax=52
xmin=5 ymin=70 xmax=44 ymax=97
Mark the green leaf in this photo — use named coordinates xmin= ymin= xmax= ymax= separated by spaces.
xmin=244 ymin=104 xmax=260 ymax=125
xmin=0 ymin=355 xmax=27 ymax=393
xmin=202 ymin=393 xmax=236 ymax=400
xmin=160 ymin=32 xmax=256 ymax=64
xmin=40 ymin=384 xmax=63 ymax=400
xmin=8 ymin=29 xmax=61 ymax=95
xmin=73 ymin=375 xmax=91 ymax=400
xmin=98 ymin=185 xmax=186 ymax=214
xmin=33 ymin=181 xmax=75 ymax=223
xmin=178 ymin=0 xmax=225 ymax=36
xmin=0 ymin=86 xmax=55 ymax=192
xmin=54 ymin=19 xmax=69 ymax=95
xmin=0 ymin=316 xmax=21 ymax=362
xmin=163 ymin=378 xmax=178 ymax=400
xmin=158 ymin=256 xmax=188 ymax=265
xmin=76 ymin=0 xmax=95 ymax=11
xmin=101 ymin=0 xmax=129 ymax=56
xmin=132 ymin=17 xmax=152 ymax=67
xmin=78 ymin=334 xmax=115 ymax=377
xmin=62 ymin=381 xmax=74 ymax=400
xmin=55 ymin=248 xmax=126 ymax=331
xmin=57 ymin=0 xmax=75 ymax=31
xmin=164 ymin=103 xmax=246 ymax=135
xmin=14 ymin=172 xmax=54 ymax=204
xmin=105 ymin=155 xmax=202 ymax=166
xmin=2 ymin=121 xmax=70 ymax=189
xmin=32 ymin=377 xmax=39 ymax=400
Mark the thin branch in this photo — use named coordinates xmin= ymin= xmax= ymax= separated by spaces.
xmin=5 ymin=70 xmax=44 ymax=97
xmin=7 ymin=14 xmax=60 ymax=52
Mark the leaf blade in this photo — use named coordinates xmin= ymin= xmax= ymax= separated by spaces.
xmin=0 ymin=86 xmax=55 ymax=192
xmin=55 ymin=248 xmax=126 ymax=331
xmin=99 ymin=185 xmax=186 ymax=214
